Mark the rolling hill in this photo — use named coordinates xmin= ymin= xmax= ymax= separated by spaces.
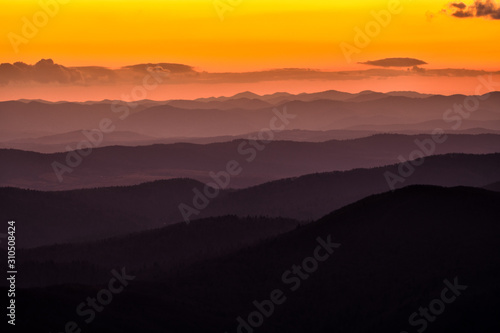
xmin=11 ymin=185 xmax=500 ymax=332
xmin=1 ymin=134 xmax=499 ymax=190
xmin=2 ymin=153 xmax=500 ymax=248
xmin=2 ymin=92 xmax=499 ymax=140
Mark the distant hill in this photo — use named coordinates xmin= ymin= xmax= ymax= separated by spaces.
xmin=117 ymin=93 xmax=500 ymax=136
xmin=1 ymin=134 xmax=499 ymax=190
xmin=13 ymin=185 xmax=500 ymax=332
xmin=194 ymin=89 xmax=432 ymax=104
xmin=166 ymin=97 xmax=273 ymax=110
xmin=0 ymin=101 xmax=147 ymax=139
xmin=2 ymin=92 xmax=499 ymax=140
xmin=200 ymin=152 xmax=500 ymax=221
xmin=1 ymin=129 xmax=383 ymax=153
xmin=0 ymin=130 xmax=156 ymax=152
xmin=2 ymin=153 xmax=500 ymax=248
xmin=4 ymin=128 xmax=499 ymax=153
xmin=346 ymin=119 xmax=500 ymax=132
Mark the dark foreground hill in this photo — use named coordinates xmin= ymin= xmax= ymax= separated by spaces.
xmin=484 ymin=181 xmax=500 ymax=192
xmin=11 ymin=185 xmax=500 ymax=332
xmin=17 ymin=215 xmax=299 ymax=287
xmin=2 ymin=153 xmax=500 ymax=248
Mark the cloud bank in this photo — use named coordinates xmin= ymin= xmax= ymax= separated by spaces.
xmin=0 ymin=59 xmax=499 ymax=87
xmin=0 ymin=59 xmax=194 ymax=86
xmin=0 ymin=59 xmax=85 ymax=85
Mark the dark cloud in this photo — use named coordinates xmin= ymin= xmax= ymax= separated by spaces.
xmin=451 ymin=2 xmax=467 ymax=9
xmin=0 ymin=59 xmax=84 ymax=85
xmin=359 ymin=58 xmax=428 ymax=67
xmin=447 ymin=0 xmax=500 ymax=19
xmin=31 ymin=59 xmax=84 ymax=84
xmin=453 ymin=10 xmax=474 ymax=17
xmin=0 ymin=60 xmax=193 ymax=86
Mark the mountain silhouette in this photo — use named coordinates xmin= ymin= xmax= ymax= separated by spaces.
xmin=11 ymin=185 xmax=500 ymax=332
xmin=2 ymin=92 xmax=499 ymax=140
xmin=2 ymin=134 xmax=499 ymax=190
xmin=2 ymin=153 xmax=500 ymax=248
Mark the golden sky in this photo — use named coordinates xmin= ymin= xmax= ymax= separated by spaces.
xmin=1 ymin=0 xmax=500 ymax=100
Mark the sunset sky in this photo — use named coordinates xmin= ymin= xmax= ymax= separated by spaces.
xmin=1 ymin=0 xmax=499 ymax=100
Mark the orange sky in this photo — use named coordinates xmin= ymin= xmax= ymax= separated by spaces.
xmin=1 ymin=0 xmax=499 ymax=100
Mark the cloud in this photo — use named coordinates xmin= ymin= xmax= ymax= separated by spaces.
xmin=0 ymin=59 xmax=85 ymax=85
xmin=0 ymin=60 xmax=196 ymax=86
xmin=1 ymin=59 xmax=499 ymax=88
xmin=451 ymin=2 xmax=467 ymax=9
xmin=122 ymin=63 xmax=195 ymax=74
xmin=119 ymin=63 xmax=196 ymax=82
xmin=359 ymin=58 xmax=428 ymax=67
xmin=410 ymin=66 xmax=426 ymax=73
xmin=446 ymin=0 xmax=500 ymax=19
xmin=72 ymin=66 xmax=118 ymax=83
xmin=453 ymin=10 xmax=474 ymax=17
xmin=423 ymin=68 xmax=499 ymax=77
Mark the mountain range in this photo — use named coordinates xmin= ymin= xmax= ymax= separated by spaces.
xmin=3 ymin=152 xmax=500 ymax=248
xmin=8 ymin=185 xmax=500 ymax=332
xmin=2 ymin=91 xmax=499 ymax=141
xmin=2 ymin=134 xmax=500 ymax=190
